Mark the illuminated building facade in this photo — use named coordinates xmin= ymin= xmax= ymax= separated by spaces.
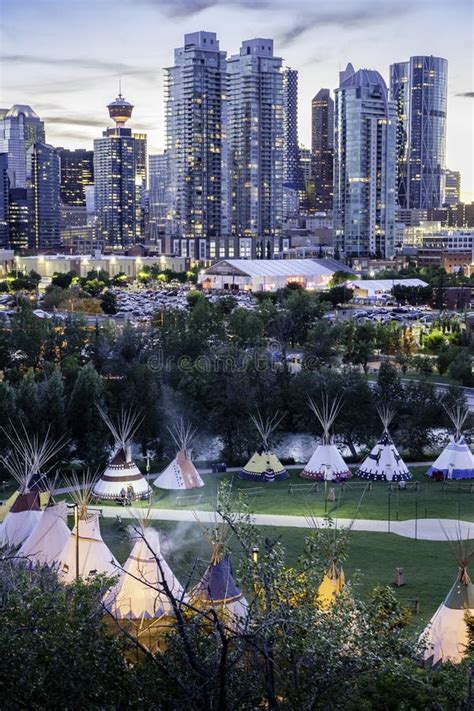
xmin=311 ymin=89 xmax=334 ymax=212
xmin=334 ymin=64 xmax=397 ymax=258
xmin=165 ymin=31 xmax=227 ymax=260
xmin=444 ymin=169 xmax=461 ymax=207
xmin=56 ymin=148 xmax=94 ymax=206
xmin=148 ymin=152 xmax=169 ymax=251
xmin=8 ymin=188 xmax=29 ymax=250
xmin=227 ymin=39 xmax=283 ymax=258
xmin=390 ymin=56 xmax=448 ymax=210
xmin=26 ymin=142 xmax=61 ymax=249
xmin=0 ymin=153 xmax=8 ymax=247
xmin=94 ymin=93 xmax=143 ymax=248
xmin=0 ymin=105 xmax=45 ymax=189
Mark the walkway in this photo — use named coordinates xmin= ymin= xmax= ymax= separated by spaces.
xmin=87 ymin=505 xmax=474 ymax=542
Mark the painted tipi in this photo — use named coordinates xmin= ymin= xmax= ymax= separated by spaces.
xmin=300 ymin=395 xmax=350 ymax=481
xmin=58 ymin=473 xmax=118 ymax=583
xmin=153 ymin=420 xmax=204 ymax=490
xmin=420 ymin=539 xmax=474 ymax=665
xmin=190 ymin=539 xmax=248 ymax=632
xmin=93 ymin=406 xmax=151 ymax=500
xmin=427 ymin=404 xmax=474 ymax=480
xmin=0 ymin=426 xmax=65 ymax=548
xmin=240 ymin=411 xmax=287 ymax=482
xmin=356 ymin=406 xmax=411 ymax=482
xmin=104 ymin=515 xmax=184 ymax=648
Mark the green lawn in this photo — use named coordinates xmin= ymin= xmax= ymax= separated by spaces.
xmin=94 ymin=467 xmax=474 ymax=522
xmin=100 ymin=518 xmax=466 ymax=632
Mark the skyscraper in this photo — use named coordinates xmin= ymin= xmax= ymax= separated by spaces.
xmin=8 ymin=188 xmax=29 ymax=250
xmin=334 ymin=64 xmax=397 ymax=258
xmin=56 ymin=148 xmax=94 ymax=206
xmin=148 ymin=152 xmax=169 ymax=250
xmin=390 ymin=56 xmax=448 ymax=209
xmin=0 ymin=105 xmax=45 ymax=188
xmin=311 ymin=89 xmax=334 ymax=212
xmin=165 ymin=31 xmax=227 ymax=260
xmin=444 ymin=169 xmax=461 ymax=206
xmin=26 ymin=143 xmax=61 ymax=249
xmin=282 ymin=68 xmax=301 ymax=190
xmin=0 ymin=153 xmax=9 ymax=247
xmin=227 ymin=39 xmax=283 ymax=258
xmin=94 ymin=92 xmax=140 ymax=248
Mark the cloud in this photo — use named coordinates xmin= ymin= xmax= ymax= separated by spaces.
xmin=131 ymin=0 xmax=273 ymax=17
xmin=43 ymin=115 xmax=107 ymax=128
xmin=456 ymin=91 xmax=474 ymax=98
xmin=1 ymin=53 xmax=139 ymax=73
xmin=278 ymin=2 xmax=414 ymax=45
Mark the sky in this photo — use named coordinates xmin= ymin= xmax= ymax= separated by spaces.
xmin=1 ymin=0 xmax=473 ymax=200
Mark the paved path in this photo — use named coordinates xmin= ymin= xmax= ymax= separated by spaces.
xmin=87 ymin=505 xmax=473 ymax=541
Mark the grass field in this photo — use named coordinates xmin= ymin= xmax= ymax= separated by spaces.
xmin=100 ymin=518 xmax=467 ymax=632
xmin=94 ymin=467 xmax=474 ymax=522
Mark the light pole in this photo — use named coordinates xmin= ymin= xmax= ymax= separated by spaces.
xmin=68 ymin=502 xmax=79 ymax=581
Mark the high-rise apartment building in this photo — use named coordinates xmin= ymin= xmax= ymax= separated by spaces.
xmin=334 ymin=64 xmax=397 ymax=258
xmin=0 ymin=153 xmax=9 ymax=247
xmin=0 ymin=105 xmax=45 ymax=189
xmin=227 ymin=38 xmax=283 ymax=258
xmin=94 ymin=92 xmax=141 ymax=248
xmin=311 ymin=89 xmax=334 ymax=212
xmin=444 ymin=169 xmax=461 ymax=206
xmin=56 ymin=148 xmax=94 ymax=206
xmin=390 ymin=56 xmax=448 ymax=209
xmin=165 ymin=31 xmax=227 ymax=260
xmin=148 ymin=152 xmax=169 ymax=250
xmin=26 ymin=142 xmax=61 ymax=249
xmin=282 ymin=68 xmax=301 ymax=190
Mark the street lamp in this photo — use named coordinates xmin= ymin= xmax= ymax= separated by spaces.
xmin=68 ymin=502 xmax=79 ymax=581
xmin=252 ymin=546 xmax=259 ymax=563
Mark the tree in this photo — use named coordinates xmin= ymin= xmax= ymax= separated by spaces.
xmin=448 ymin=350 xmax=473 ymax=386
xmin=100 ymin=290 xmax=118 ymax=315
xmin=227 ymin=308 xmax=264 ymax=347
xmin=37 ymin=366 xmax=67 ymax=442
xmin=49 ymin=270 xmax=78 ymax=290
xmin=68 ymin=362 xmax=107 ymax=464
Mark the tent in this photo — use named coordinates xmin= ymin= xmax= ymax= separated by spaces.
xmin=356 ymin=406 xmax=411 ymax=482
xmin=190 ymin=540 xmax=248 ymax=632
xmin=420 ymin=540 xmax=474 ymax=665
xmin=93 ymin=406 xmax=151 ymax=501
xmin=427 ymin=405 xmax=474 ymax=480
xmin=153 ymin=420 xmax=204 ymax=490
xmin=104 ymin=518 xmax=184 ymax=649
xmin=17 ymin=500 xmax=70 ymax=567
xmin=318 ymin=562 xmax=346 ymax=608
xmin=58 ymin=473 xmax=118 ymax=583
xmin=240 ymin=412 xmax=288 ymax=482
xmin=0 ymin=426 xmax=65 ymax=548
xmin=300 ymin=395 xmax=350 ymax=481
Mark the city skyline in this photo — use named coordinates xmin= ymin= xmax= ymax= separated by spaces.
xmin=2 ymin=0 xmax=473 ymax=201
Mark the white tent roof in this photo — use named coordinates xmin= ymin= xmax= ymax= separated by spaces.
xmin=301 ymin=443 xmax=350 ymax=480
xmin=92 ymin=447 xmax=151 ymax=499
xmin=104 ymin=527 xmax=184 ymax=620
xmin=58 ymin=511 xmax=118 ymax=584
xmin=206 ymin=259 xmax=334 ymax=278
xmin=17 ymin=502 xmax=70 ymax=566
xmin=428 ymin=436 xmax=474 ymax=479
xmin=0 ymin=492 xmax=42 ymax=548
xmin=356 ymin=430 xmax=411 ymax=482
xmin=346 ymin=278 xmax=428 ymax=292
xmin=153 ymin=449 xmax=204 ymax=490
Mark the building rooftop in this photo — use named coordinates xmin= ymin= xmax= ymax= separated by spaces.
xmin=206 ymin=259 xmax=340 ymax=278
xmin=5 ymin=104 xmax=40 ymax=120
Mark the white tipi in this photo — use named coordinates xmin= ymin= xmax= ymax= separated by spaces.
xmin=240 ymin=411 xmax=288 ymax=482
xmin=104 ymin=515 xmax=185 ymax=645
xmin=300 ymin=395 xmax=350 ymax=481
xmin=427 ymin=404 xmax=474 ymax=480
xmin=420 ymin=538 xmax=474 ymax=665
xmin=93 ymin=406 xmax=151 ymax=500
xmin=153 ymin=420 xmax=204 ymax=491
xmin=0 ymin=426 xmax=65 ymax=548
xmin=356 ymin=406 xmax=411 ymax=482
xmin=17 ymin=499 xmax=70 ymax=567
xmin=58 ymin=473 xmax=118 ymax=583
